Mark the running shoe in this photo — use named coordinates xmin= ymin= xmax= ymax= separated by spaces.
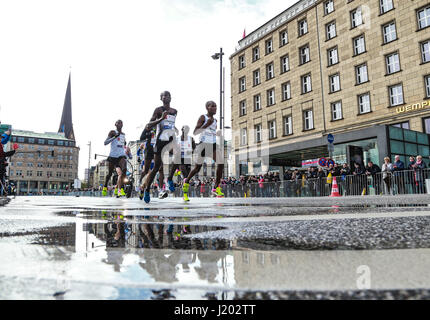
xmin=212 ymin=187 xmax=224 ymax=198
xmin=102 ymin=187 xmax=108 ymax=197
xmin=114 ymin=188 xmax=118 ymax=196
xmin=167 ymin=179 xmax=175 ymax=192
xmin=144 ymin=190 xmax=150 ymax=203
xmin=183 ymin=193 xmax=190 ymax=202
xmin=139 ymin=189 xmax=144 ymax=200
xmin=119 ymin=188 xmax=126 ymax=197
xmin=182 ymin=182 xmax=189 ymax=194
xmin=159 ymin=190 xmax=168 ymax=199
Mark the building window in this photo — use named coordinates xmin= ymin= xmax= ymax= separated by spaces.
xmin=280 ymin=55 xmax=289 ymax=73
xmin=239 ymin=55 xmax=245 ymax=70
xmin=326 ymin=21 xmax=336 ymax=40
xmin=282 ymin=82 xmax=291 ymax=101
xmin=329 ymin=73 xmax=341 ymax=92
xmin=391 ymin=122 xmax=410 ymax=129
xmin=38 ymin=139 xmax=45 ymax=144
xmin=324 ymin=0 xmax=334 ymax=15
xmin=240 ymin=128 xmax=247 ymax=146
xmin=17 ymin=137 xmax=25 ymax=143
xmin=386 ymin=52 xmax=400 ymax=74
xmin=265 ymin=38 xmax=273 ymax=55
xmin=353 ymin=35 xmax=366 ymax=55
xmin=303 ymin=110 xmax=314 ymax=131
xmin=283 ymin=116 xmax=293 ymax=135
xmin=301 ymin=74 xmax=312 ymax=94
xmin=389 ymin=84 xmax=404 ymax=106
xmin=280 ymin=29 xmax=288 ymax=46
xmin=327 ymin=46 xmax=338 ymax=66
xmin=239 ymin=77 xmax=246 ymax=92
xmin=417 ymin=5 xmax=430 ymax=30
xmin=331 ymin=101 xmax=343 ymax=121
xmin=423 ymin=117 xmax=430 ymax=134
xmin=239 ymin=100 xmax=247 ymax=117
xmin=298 ymin=18 xmax=308 ymax=36
xmin=266 ymin=62 xmax=274 ymax=80
xmin=380 ymin=0 xmax=394 ymax=15
xmin=253 ymin=69 xmax=261 ymax=86
xmin=358 ymin=93 xmax=371 ymax=114
xmin=351 ymin=7 xmax=363 ymax=28
xmin=28 ymin=138 xmax=35 ymax=144
xmin=254 ymin=94 xmax=261 ymax=111
xmin=355 ymin=64 xmax=368 ymax=84
xmin=421 ymin=40 xmax=430 ymax=63
xmin=37 ymin=171 xmax=43 ymax=177
xmin=267 ymin=89 xmax=275 ymax=106
xmin=255 ymin=124 xmax=262 ymax=142
xmin=268 ymin=120 xmax=277 ymax=139
xmin=382 ymin=21 xmax=397 ymax=44
xmin=252 ymin=46 xmax=260 ymax=62
xmin=48 ymin=140 xmax=54 ymax=145
xmin=299 ymin=44 xmax=310 ymax=65
xmin=425 ymin=75 xmax=430 ymax=98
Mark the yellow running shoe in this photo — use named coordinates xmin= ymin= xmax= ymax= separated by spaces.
xmin=114 ymin=188 xmax=118 ymax=196
xmin=183 ymin=193 xmax=190 ymax=202
xmin=102 ymin=187 xmax=108 ymax=196
xmin=215 ymin=187 xmax=224 ymax=197
xmin=182 ymin=182 xmax=189 ymax=194
xmin=119 ymin=188 xmax=126 ymax=197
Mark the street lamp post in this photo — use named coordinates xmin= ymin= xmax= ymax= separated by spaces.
xmin=211 ymin=48 xmax=225 ymax=132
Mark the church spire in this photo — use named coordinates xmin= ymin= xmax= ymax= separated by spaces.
xmin=58 ymin=72 xmax=75 ymax=140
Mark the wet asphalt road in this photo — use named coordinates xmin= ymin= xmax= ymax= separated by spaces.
xmin=0 ymin=195 xmax=430 ymax=300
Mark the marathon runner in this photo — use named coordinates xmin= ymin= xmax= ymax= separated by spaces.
xmin=137 ymin=126 xmax=166 ymax=200
xmin=158 ymin=125 xmax=196 ymax=198
xmin=182 ymin=101 xmax=224 ymax=202
xmin=141 ymin=91 xmax=178 ymax=203
xmin=102 ymin=120 xmax=129 ymax=198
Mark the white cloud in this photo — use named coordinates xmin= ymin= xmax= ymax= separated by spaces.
xmin=0 ymin=0 xmax=296 ymax=179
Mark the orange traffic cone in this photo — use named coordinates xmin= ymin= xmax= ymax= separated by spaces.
xmin=329 ymin=177 xmax=341 ymax=197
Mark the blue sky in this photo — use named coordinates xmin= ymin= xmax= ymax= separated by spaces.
xmin=0 ymin=0 xmax=296 ymax=179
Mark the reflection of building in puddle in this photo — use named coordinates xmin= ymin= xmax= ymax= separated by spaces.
xmin=31 ymin=224 xmax=76 ymax=250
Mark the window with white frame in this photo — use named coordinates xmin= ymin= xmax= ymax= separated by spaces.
xmin=255 ymin=124 xmax=262 ymax=142
xmin=389 ymin=84 xmax=404 ymax=106
xmin=353 ymin=35 xmax=366 ymax=55
xmin=280 ymin=30 xmax=288 ymax=46
xmin=301 ymin=74 xmax=312 ymax=94
xmin=268 ymin=120 xmax=277 ymax=139
xmin=421 ymin=40 xmax=430 ymax=63
xmin=382 ymin=21 xmax=397 ymax=44
xmin=355 ymin=64 xmax=368 ymax=84
xmin=358 ymin=93 xmax=371 ymax=114
xmin=425 ymin=75 xmax=430 ymax=97
xmin=417 ymin=5 xmax=430 ymax=30
xmin=239 ymin=77 xmax=246 ymax=92
xmin=240 ymin=128 xmax=247 ymax=146
xmin=283 ymin=116 xmax=293 ymax=135
xmin=331 ymin=101 xmax=343 ymax=121
xmin=265 ymin=38 xmax=273 ymax=54
xmin=380 ymin=0 xmax=394 ymax=14
xmin=266 ymin=62 xmax=274 ymax=80
xmin=299 ymin=45 xmax=310 ymax=64
xmin=253 ymin=47 xmax=260 ymax=61
xmin=282 ymin=82 xmax=291 ymax=101
xmin=239 ymin=55 xmax=245 ymax=69
xmin=324 ymin=0 xmax=334 ymax=15
xmin=329 ymin=74 xmax=340 ymax=92
xmin=298 ymin=19 xmax=308 ymax=36
xmin=386 ymin=52 xmax=400 ymax=74
xmin=303 ymin=110 xmax=314 ymax=130
xmin=267 ymin=89 xmax=275 ymax=106
xmin=239 ymin=100 xmax=246 ymax=116
xmin=281 ymin=55 xmax=289 ymax=73
xmin=253 ymin=69 xmax=261 ymax=86
xmin=327 ymin=46 xmax=338 ymax=66
xmin=326 ymin=21 xmax=336 ymax=40
xmin=351 ymin=7 xmax=363 ymax=28
xmin=254 ymin=94 xmax=261 ymax=111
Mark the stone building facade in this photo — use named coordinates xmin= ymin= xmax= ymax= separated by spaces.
xmin=230 ymin=0 xmax=430 ymax=175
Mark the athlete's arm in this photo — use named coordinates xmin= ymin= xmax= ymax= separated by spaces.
xmin=146 ymin=108 xmax=167 ymax=129
xmin=191 ymin=137 xmax=196 ymax=150
xmin=104 ymin=130 xmax=118 ymax=145
xmin=192 ymin=115 xmax=207 ymax=136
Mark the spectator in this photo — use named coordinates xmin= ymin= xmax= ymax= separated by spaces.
xmin=365 ymin=161 xmax=381 ymax=195
xmin=393 ymin=155 xmax=405 ymax=194
xmin=412 ymin=155 xmax=427 ymax=194
xmin=407 ymin=156 xmax=416 ymax=194
xmin=352 ymin=162 xmax=366 ymax=195
xmin=381 ymin=157 xmax=394 ymax=195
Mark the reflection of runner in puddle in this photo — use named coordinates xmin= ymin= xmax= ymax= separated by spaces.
xmin=102 ymin=220 xmax=128 ymax=272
